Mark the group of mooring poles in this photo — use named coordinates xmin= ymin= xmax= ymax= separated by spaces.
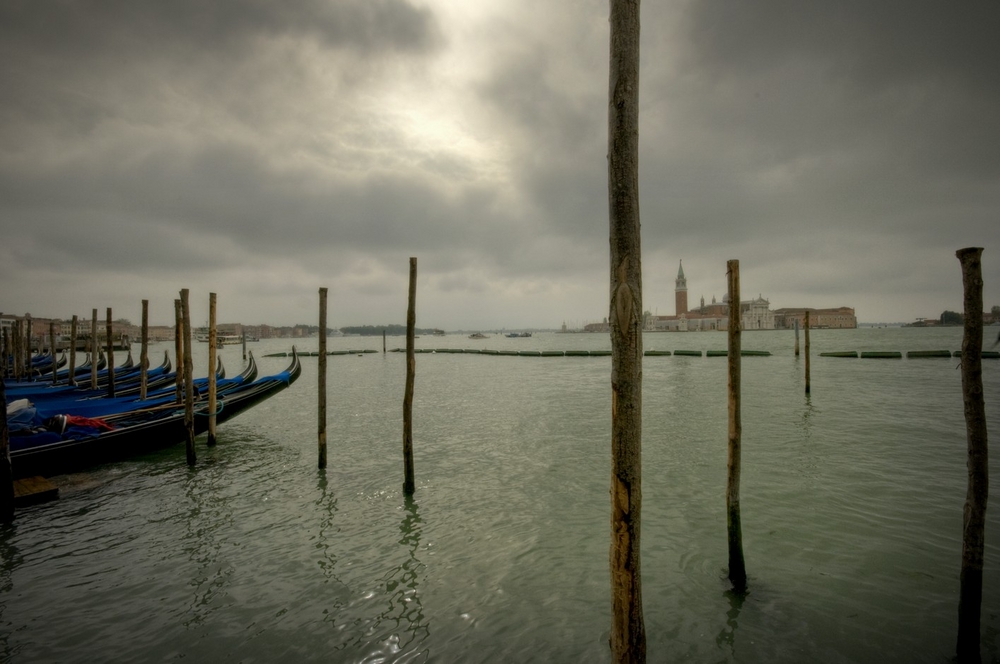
xmin=316 ymin=257 xmax=419 ymax=500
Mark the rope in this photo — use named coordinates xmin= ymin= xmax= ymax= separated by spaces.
xmin=194 ymin=399 xmax=225 ymax=417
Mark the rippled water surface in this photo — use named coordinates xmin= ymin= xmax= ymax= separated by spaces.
xmin=2 ymin=327 xmax=999 ymax=662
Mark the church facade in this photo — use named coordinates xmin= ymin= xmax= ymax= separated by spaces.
xmin=647 ymin=261 xmax=776 ymax=332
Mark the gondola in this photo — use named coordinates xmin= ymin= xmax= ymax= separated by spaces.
xmin=8 ymin=349 xmax=300 ymax=479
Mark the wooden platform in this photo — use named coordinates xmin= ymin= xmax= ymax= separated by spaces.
xmin=13 ymin=476 xmax=59 ymax=506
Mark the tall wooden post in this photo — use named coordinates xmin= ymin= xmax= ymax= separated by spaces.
xmin=1 ymin=375 xmax=13 ymax=524
xmin=207 ymin=293 xmax=218 ymax=446
xmin=105 ymin=308 xmax=115 ymax=398
xmin=180 ymin=289 xmax=196 ymax=465
xmin=242 ymin=329 xmax=247 ymax=361
xmin=383 ymin=329 xmax=386 ymax=354
xmin=90 ymin=309 xmax=98 ymax=389
xmin=49 ymin=322 xmax=57 ymax=384
xmin=956 ymin=247 xmax=988 ymax=663
xmin=318 ymin=287 xmax=328 ymax=469
xmin=402 ymin=257 xmax=417 ymax=495
xmin=726 ymin=260 xmax=747 ymax=592
xmin=608 ymin=0 xmax=645 ymax=659
xmin=140 ymin=301 xmax=149 ymax=400
xmin=24 ymin=315 xmax=32 ymax=370
xmin=794 ymin=318 xmax=800 ymax=357
xmin=174 ymin=299 xmax=183 ymax=404
xmin=68 ymin=315 xmax=78 ymax=387
xmin=804 ymin=311 xmax=811 ymax=395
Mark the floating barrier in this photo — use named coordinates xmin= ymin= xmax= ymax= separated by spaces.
xmin=565 ymin=350 xmax=591 ymax=356
xmin=906 ymin=350 xmax=952 ymax=358
xmin=644 ymin=350 xmax=671 ymax=356
xmin=518 ymin=350 xmax=541 ymax=357
xmin=673 ymin=350 xmax=703 ymax=357
xmin=706 ymin=350 xmax=727 ymax=357
xmin=589 ymin=350 xmax=612 ymax=356
xmin=860 ymin=351 xmax=903 ymax=359
xmin=540 ymin=350 xmax=564 ymax=357
xmin=820 ymin=351 xmax=858 ymax=358
xmin=953 ymin=350 xmax=1000 ymax=359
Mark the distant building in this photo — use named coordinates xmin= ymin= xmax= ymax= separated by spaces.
xmin=773 ymin=307 xmax=857 ymax=329
xmin=647 ymin=261 xmax=776 ymax=331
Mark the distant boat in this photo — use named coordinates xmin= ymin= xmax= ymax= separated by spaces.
xmin=468 ymin=333 xmax=487 ymax=339
xmin=506 ymin=332 xmax=532 ymax=338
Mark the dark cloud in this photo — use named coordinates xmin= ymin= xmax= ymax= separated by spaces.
xmin=0 ymin=1 xmax=997 ymax=327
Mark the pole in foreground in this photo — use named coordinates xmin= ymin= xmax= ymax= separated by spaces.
xmin=68 ymin=315 xmax=78 ymax=387
xmin=318 ymin=287 xmax=328 ymax=470
xmin=956 ymin=247 xmax=988 ymax=663
xmin=608 ymin=0 xmax=646 ymax=659
xmin=180 ymin=289 xmax=196 ymax=465
xmin=106 ymin=308 xmax=115 ymax=398
xmin=1 ymin=375 xmax=13 ymax=524
xmin=207 ymin=293 xmax=218 ymax=446
xmin=726 ymin=260 xmax=747 ymax=593
xmin=140 ymin=301 xmax=149 ymax=400
xmin=402 ymin=257 xmax=417 ymax=495
xmin=174 ymin=299 xmax=183 ymax=404
xmin=90 ymin=309 xmax=98 ymax=389
xmin=794 ymin=318 xmax=800 ymax=357
xmin=804 ymin=311 xmax=811 ymax=395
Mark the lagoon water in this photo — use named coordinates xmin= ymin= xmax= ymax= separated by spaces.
xmin=2 ymin=326 xmax=999 ymax=662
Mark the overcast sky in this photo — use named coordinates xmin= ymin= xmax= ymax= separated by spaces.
xmin=2 ymin=1 xmax=997 ymax=329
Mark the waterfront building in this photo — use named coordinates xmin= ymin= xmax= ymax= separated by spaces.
xmin=648 ymin=261 xmax=775 ymax=331
xmin=773 ymin=307 xmax=857 ymax=329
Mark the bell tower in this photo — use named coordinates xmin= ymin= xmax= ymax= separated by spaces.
xmin=675 ymin=260 xmax=688 ymax=316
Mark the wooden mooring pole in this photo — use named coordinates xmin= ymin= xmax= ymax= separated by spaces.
xmin=318 ymin=287 xmax=328 ymax=470
xmin=180 ymin=289 xmax=196 ymax=465
xmin=1 ymin=374 xmax=13 ymax=524
xmin=106 ymin=308 xmax=115 ymax=398
xmin=207 ymin=293 xmax=218 ymax=446
xmin=794 ymin=318 xmax=800 ymax=357
xmin=68 ymin=314 xmax=78 ymax=387
xmin=402 ymin=258 xmax=417 ymax=495
xmin=608 ymin=0 xmax=646 ymax=659
xmin=956 ymin=247 xmax=988 ymax=663
xmin=140 ymin=301 xmax=148 ymax=400
xmin=804 ymin=311 xmax=811 ymax=395
xmin=174 ymin=299 xmax=183 ymax=404
xmin=49 ymin=321 xmax=57 ymax=384
xmin=726 ymin=259 xmax=747 ymax=593
xmin=90 ymin=309 xmax=98 ymax=389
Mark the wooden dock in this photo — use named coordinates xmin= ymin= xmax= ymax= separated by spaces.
xmin=13 ymin=476 xmax=59 ymax=507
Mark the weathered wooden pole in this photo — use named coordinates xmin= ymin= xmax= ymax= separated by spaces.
xmin=383 ymin=329 xmax=386 ymax=354
xmin=140 ymin=300 xmax=149 ymax=400
xmin=105 ymin=308 xmax=116 ymax=398
xmin=180 ymin=289 xmax=196 ymax=465
xmin=207 ymin=293 xmax=218 ymax=446
xmin=1 ymin=374 xmax=14 ymax=524
xmin=804 ymin=311 xmax=811 ymax=395
xmin=318 ymin=287 xmax=328 ymax=470
xmin=956 ymin=247 xmax=988 ymax=663
xmin=68 ymin=314 xmax=78 ymax=387
xmin=608 ymin=0 xmax=646 ymax=659
xmin=174 ymin=299 xmax=183 ymax=404
xmin=90 ymin=308 xmax=98 ymax=389
xmin=241 ymin=329 xmax=247 ymax=361
xmin=49 ymin=321 xmax=58 ymax=384
xmin=402 ymin=257 xmax=417 ymax=495
xmin=794 ymin=318 xmax=800 ymax=357
xmin=726 ymin=260 xmax=748 ymax=593
xmin=24 ymin=315 xmax=32 ymax=369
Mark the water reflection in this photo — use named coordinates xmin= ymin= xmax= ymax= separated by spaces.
xmin=715 ymin=587 xmax=746 ymax=656
xmin=388 ymin=496 xmax=428 ymax=654
xmin=0 ymin=526 xmax=21 ymax=660
xmin=315 ymin=473 xmax=342 ymax=588
xmin=182 ymin=463 xmax=235 ymax=628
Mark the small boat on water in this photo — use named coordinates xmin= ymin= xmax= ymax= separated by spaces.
xmin=7 ymin=349 xmax=301 ymax=478
xmin=468 ymin=333 xmax=487 ymax=339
